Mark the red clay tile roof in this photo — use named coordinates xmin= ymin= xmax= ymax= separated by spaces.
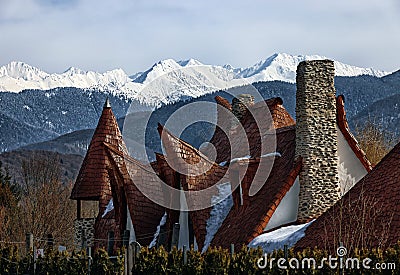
xmin=158 ymin=121 xmax=302 ymax=250
xmin=203 ymin=97 xmax=295 ymax=164
xmin=75 ymin=94 xmax=372 ymax=251
xmin=215 ymin=95 xmax=232 ymax=110
xmin=336 ymin=95 xmax=373 ymax=172
xmin=158 ymin=124 xmax=229 ymax=251
xmin=71 ymin=104 xmax=127 ymax=201
xmin=154 ymin=153 xmax=181 ymax=246
xmin=295 ymin=141 xmax=400 ymax=252
xmin=104 ymin=143 xmax=166 ymax=246
xmin=211 ymin=127 xmax=302 ymax=248
xmin=71 ymin=100 xmax=165 ymax=248
xmin=94 ymin=211 xmax=117 ymax=250
xmin=206 ymin=96 xmax=232 ymax=164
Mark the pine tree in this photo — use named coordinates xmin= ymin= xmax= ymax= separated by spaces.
xmin=0 ymin=161 xmax=20 ymax=241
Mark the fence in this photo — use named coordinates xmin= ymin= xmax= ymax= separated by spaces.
xmin=1 ymin=233 xmax=399 ymax=275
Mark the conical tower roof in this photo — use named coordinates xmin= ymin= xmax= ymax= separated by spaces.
xmin=71 ymin=99 xmax=127 ymax=200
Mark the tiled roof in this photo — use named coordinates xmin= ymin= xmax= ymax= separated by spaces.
xmin=94 ymin=211 xmax=116 ymax=249
xmin=154 ymin=153 xmax=181 ymax=247
xmin=71 ymin=100 xmax=165 ymax=248
xmin=211 ymin=127 xmax=302 ymax=248
xmin=336 ymin=95 xmax=373 ymax=172
xmin=295 ymin=141 xmax=400 ymax=252
xmin=73 ymin=94 xmax=373 ymax=251
xmin=157 ymin=95 xmax=371 ymax=249
xmin=104 ymin=143 xmax=166 ymax=246
xmin=70 ymin=104 xmax=127 ymax=201
xmin=204 ymin=97 xmax=295 ymax=164
xmin=158 ymin=121 xmax=302 ymax=249
xmin=158 ymin=124 xmax=229 ymax=251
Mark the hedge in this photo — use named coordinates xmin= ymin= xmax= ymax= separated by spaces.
xmin=0 ymin=246 xmax=123 ymax=275
xmin=0 ymin=243 xmax=399 ymax=274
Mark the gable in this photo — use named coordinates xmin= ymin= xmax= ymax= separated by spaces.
xmin=295 ymin=141 xmax=400 ymax=251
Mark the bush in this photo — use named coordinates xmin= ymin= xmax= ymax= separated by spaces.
xmin=1 ymin=243 xmax=400 ymax=274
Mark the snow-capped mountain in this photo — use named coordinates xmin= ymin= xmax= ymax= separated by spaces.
xmin=0 ymin=54 xmax=390 ymax=106
xmin=0 ymin=61 xmax=135 ymax=95
xmin=232 ymin=53 xmax=388 ymax=83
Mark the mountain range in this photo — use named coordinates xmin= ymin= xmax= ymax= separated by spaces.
xmin=0 ymin=53 xmax=390 ymax=107
xmin=0 ymin=53 xmax=398 ymax=165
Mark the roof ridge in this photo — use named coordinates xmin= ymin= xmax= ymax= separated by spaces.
xmin=103 ymin=142 xmax=157 ymax=175
xmin=157 ymin=123 xmax=218 ymax=166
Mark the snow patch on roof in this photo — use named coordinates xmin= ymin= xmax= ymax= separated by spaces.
xmin=248 ymin=221 xmax=314 ymax=253
xmin=202 ymin=182 xmax=233 ymax=253
xmin=261 ymin=152 xmax=282 ymax=158
xmin=230 ymin=155 xmax=251 ymax=163
xmin=101 ymin=198 xmax=114 ymax=218
xmin=149 ymin=212 xmax=167 ymax=248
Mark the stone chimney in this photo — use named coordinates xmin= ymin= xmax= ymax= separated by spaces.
xmin=295 ymin=60 xmax=340 ymax=223
xmin=231 ymin=94 xmax=254 ymax=128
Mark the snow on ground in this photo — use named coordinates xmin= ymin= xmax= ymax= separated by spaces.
xmin=202 ymin=182 xmax=233 ymax=253
xmin=149 ymin=212 xmax=167 ymax=248
xmin=248 ymin=221 xmax=314 ymax=253
xmin=101 ymin=198 xmax=114 ymax=218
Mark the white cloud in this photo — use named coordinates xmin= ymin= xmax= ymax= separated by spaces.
xmin=0 ymin=0 xmax=398 ymax=73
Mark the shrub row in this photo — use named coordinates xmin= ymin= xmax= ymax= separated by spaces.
xmin=1 ymin=244 xmax=399 ymax=274
xmin=133 ymin=245 xmax=400 ymax=275
xmin=0 ymin=246 xmax=123 ymax=275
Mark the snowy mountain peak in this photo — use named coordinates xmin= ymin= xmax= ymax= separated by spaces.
xmin=63 ymin=66 xmax=86 ymax=75
xmin=0 ymin=61 xmax=131 ymax=94
xmin=154 ymin=59 xmax=181 ymax=69
xmin=0 ymin=61 xmax=49 ymax=80
xmin=177 ymin=58 xmax=203 ymax=67
xmin=235 ymin=53 xmax=388 ymax=83
xmin=0 ymin=54 xmax=391 ymax=107
xmin=132 ymin=59 xmax=182 ymax=84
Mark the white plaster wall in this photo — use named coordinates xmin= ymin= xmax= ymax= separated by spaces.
xmin=265 ymin=178 xmax=299 ymax=231
xmin=337 ymin=126 xmax=368 ymax=194
xmin=178 ymin=189 xmax=198 ymax=250
xmin=126 ymin=206 xmax=137 ymax=244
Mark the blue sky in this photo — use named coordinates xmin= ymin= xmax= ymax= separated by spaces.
xmin=0 ymin=0 xmax=399 ymax=74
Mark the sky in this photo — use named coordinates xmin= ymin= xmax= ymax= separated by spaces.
xmin=0 ymin=0 xmax=399 ymax=74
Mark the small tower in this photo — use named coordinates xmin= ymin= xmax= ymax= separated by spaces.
xmin=70 ymin=98 xmax=127 ymax=247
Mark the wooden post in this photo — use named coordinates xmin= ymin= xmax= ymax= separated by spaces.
xmin=284 ymin=244 xmax=288 ymax=259
xmin=131 ymin=241 xmax=141 ymax=273
xmin=123 ymin=230 xmax=130 ymax=275
xmin=170 ymin=223 xmax=180 ymax=250
xmin=107 ymin=231 xmax=115 ymax=256
xmin=284 ymin=244 xmax=289 ymax=275
xmin=77 ymin=200 xmax=82 ymax=219
xmin=81 ymin=229 xmax=87 ymax=250
xmin=188 ymin=217 xmax=194 ymax=247
xmin=26 ymin=233 xmax=33 ymax=255
xmin=127 ymin=243 xmax=133 ymax=275
xmin=183 ymin=245 xmax=187 ymax=265
xmin=88 ymin=247 xmax=92 ymax=275
xmin=123 ymin=230 xmax=130 ymax=247
xmin=47 ymin=233 xmax=54 ymax=250
xmin=230 ymin=243 xmax=235 ymax=258
xmin=124 ymin=248 xmax=128 ymax=275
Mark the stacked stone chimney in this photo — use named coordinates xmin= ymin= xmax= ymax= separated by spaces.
xmin=295 ymin=60 xmax=340 ymax=223
xmin=231 ymin=94 xmax=254 ymax=128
